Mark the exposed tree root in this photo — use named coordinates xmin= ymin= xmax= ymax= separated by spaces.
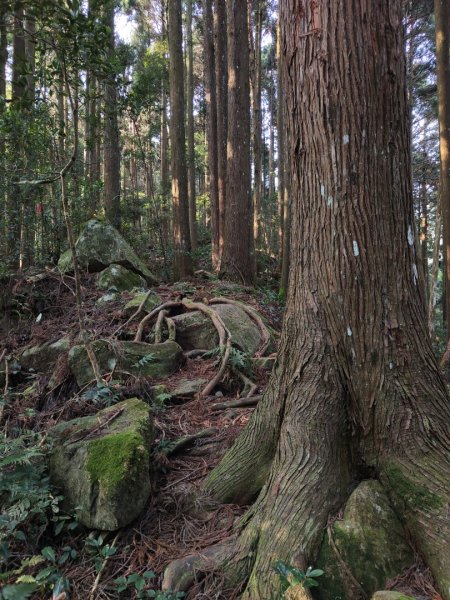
xmin=210 ymin=296 xmax=271 ymax=356
xmin=112 ymin=289 xmax=154 ymax=337
xmin=134 ymin=301 xmax=182 ymax=342
xmin=154 ymin=309 xmax=168 ymax=343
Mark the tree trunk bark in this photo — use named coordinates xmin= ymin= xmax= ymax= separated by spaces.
xmin=168 ymin=0 xmax=193 ymax=279
xmin=103 ymin=1 xmax=121 ymax=230
xmin=204 ymin=2 xmax=450 ymax=598
xmin=186 ymin=0 xmax=197 ymax=250
xmin=249 ymin=0 xmax=262 ymax=257
xmin=214 ymin=0 xmax=227 ymax=262
xmin=435 ymin=0 xmax=450 ymax=343
xmin=204 ymin=0 xmax=220 ymax=270
xmin=220 ymin=0 xmax=255 ymax=284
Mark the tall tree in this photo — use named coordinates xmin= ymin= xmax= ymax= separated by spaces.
xmin=186 ymin=0 xmax=197 ymax=250
xmin=214 ymin=0 xmax=227 ymax=262
xmin=204 ymin=0 xmax=220 ymax=268
xmin=249 ymin=0 xmax=262 ymax=254
xmin=220 ymin=0 xmax=254 ymax=284
xmin=435 ymin=0 xmax=450 ymax=343
xmin=168 ymin=0 xmax=192 ymax=278
xmin=203 ymin=1 xmax=450 ymax=597
xmin=103 ymin=0 xmax=121 ymax=229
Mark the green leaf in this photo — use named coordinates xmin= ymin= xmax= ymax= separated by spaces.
xmin=306 ymin=568 xmax=324 ymax=578
xmin=41 ymin=546 xmax=56 ymax=563
xmin=2 ymin=583 xmax=39 ymax=600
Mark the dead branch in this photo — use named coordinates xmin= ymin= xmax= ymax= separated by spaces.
xmin=210 ymin=395 xmax=261 ymax=410
xmin=162 ymin=427 xmax=218 ymax=457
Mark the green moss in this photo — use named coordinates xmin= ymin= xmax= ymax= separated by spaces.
xmin=87 ymin=431 xmax=147 ymax=492
xmin=384 ymin=464 xmax=444 ymax=511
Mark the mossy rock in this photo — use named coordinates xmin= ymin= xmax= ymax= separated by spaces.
xmin=371 ymin=592 xmax=417 ymax=600
xmin=57 ymin=219 xmax=157 ymax=283
xmin=48 ymin=398 xmax=154 ymax=530
xmin=123 ymin=291 xmax=162 ymax=314
xmin=171 ymin=303 xmax=268 ymax=355
xmin=96 ymin=264 xmax=146 ymax=292
xmin=315 ymin=480 xmax=414 ymax=600
xmin=17 ymin=338 xmax=70 ymax=373
xmin=68 ymin=339 xmax=183 ymax=387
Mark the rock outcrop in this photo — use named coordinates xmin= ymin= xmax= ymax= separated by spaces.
xmin=48 ymin=398 xmax=154 ymax=530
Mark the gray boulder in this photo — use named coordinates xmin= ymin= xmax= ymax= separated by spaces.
xmin=58 ymin=219 xmax=156 ymax=283
xmin=18 ymin=338 xmax=70 ymax=373
xmin=68 ymin=339 xmax=183 ymax=387
xmin=48 ymin=398 xmax=154 ymax=530
xmin=316 ymin=480 xmax=414 ymax=600
xmin=123 ymin=291 xmax=162 ymax=315
xmin=96 ymin=264 xmax=146 ymax=292
xmin=171 ymin=303 xmax=265 ymax=355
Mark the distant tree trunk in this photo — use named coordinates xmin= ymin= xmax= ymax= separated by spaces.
xmin=276 ymin=18 xmax=287 ymax=290
xmin=435 ymin=0 xmax=450 ymax=344
xmin=249 ymin=0 xmax=262 ymax=256
xmin=0 ymin=7 xmax=7 ymax=261
xmin=103 ymin=1 xmax=121 ymax=230
xmin=168 ymin=0 xmax=193 ymax=279
xmin=204 ymin=0 xmax=220 ymax=269
xmin=420 ymin=169 xmax=429 ymax=300
xmin=186 ymin=0 xmax=197 ymax=250
xmin=205 ymin=2 xmax=450 ymax=598
xmin=7 ymin=4 xmax=27 ymax=269
xmin=220 ymin=0 xmax=255 ymax=284
xmin=214 ymin=0 xmax=227 ymax=260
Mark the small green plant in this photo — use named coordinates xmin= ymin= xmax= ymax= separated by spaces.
xmin=82 ymin=382 xmax=121 ymax=407
xmin=229 ymin=347 xmax=253 ymax=377
xmin=84 ymin=533 xmax=118 ymax=572
xmin=114 ymin=570 xmax=185 ymax=599
xmin=132 ymin=353 xmax=157 ymax=369
xmin=154 ymin=391 xmax=172 ymax=410
xmin=274 ymin=561 xmax=324 ymax=597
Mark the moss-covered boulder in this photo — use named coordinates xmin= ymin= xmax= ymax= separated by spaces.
xmin=48 ymin=398 xmax=154 ymax=530
xmin=371 ymin=593 xmax=417 ymax=600
xmin=58 ymin=219 xmax=156 ymax=283
xmin=315 ymin=481 xmax=414 ymax=600
xmin=171 ymin=303 xmax=266 ymax=355
xmin=17 ymin=338 xmax=70 ymax=373
xmin=123 ymin=291 xmax=162 ymax=314
xmin=96 ymin=264 xmax=146 ymax=292
xmin=68 ymin=339 xmax=183 ymax=387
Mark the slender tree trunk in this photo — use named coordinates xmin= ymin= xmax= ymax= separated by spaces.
xmin=203 ymin=2 xmax=450 ymax=598
xmin=435 ymin=0 xmax=450 ymax=344
xmin=420 ymin=170 xmax=429 ymax=300
xmin=168 ymin=0 xmax=193 ymax=279
xmin=0 ymin=7 xmax=7 ymax=262
xmin=103 ymin=2 xmax=121 ymax=230
xmin=204 ymin=0 xmax=220 ymax=269
xmin=249 ymin=0 xmax=262 ymax=257
xmin=186 ymin=0 xmax=197 ymax=250
xmin=429 ymin=200 xmax=442 ymax=338
xmin=220 ymin=0 xmax=255 ymax=284
xmin=214 ymin=0 xmax=227 ymax=260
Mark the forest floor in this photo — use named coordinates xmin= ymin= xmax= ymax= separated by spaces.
xmin=1 ymin=270 xmax=280 ymax=599
xmin=1 ymin=270 xmax=441 ymax=600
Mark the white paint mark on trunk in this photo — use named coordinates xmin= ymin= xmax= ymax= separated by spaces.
xmin=347 ymin=326 xmax=353 ymax=337
xmin=407 ymin=224 xmax=414 ymax=246
xmin=353 ymin=240 xmax=359 ymax=256
xmin=343 ymin=134 xmax=349 ymax=145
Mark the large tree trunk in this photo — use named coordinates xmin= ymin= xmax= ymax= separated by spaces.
xmin=204 ymin=0 xmax=220 ymax=270
xmin=220 ymin=0 xmax=255 ymax=284
xmin=204 ymin=2 xmax=450 ymax=598
xmin=214 ymin=0 xmax=227 ymax=263
xmin=168 ymin=0 xmax=193 ymax=279
xmin=103 ymin=1 xmax=121 ymax=230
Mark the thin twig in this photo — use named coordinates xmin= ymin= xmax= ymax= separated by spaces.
xmin=88 ymin=532 xmax=121 ymax=600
